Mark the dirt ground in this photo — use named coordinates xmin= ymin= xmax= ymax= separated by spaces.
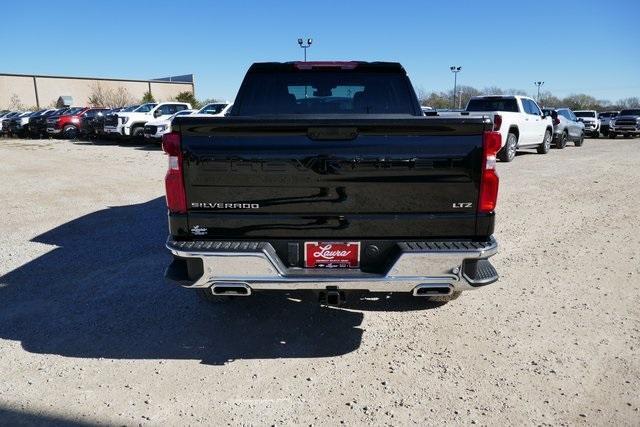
xmin=0 ymin=136 xmax=638 ymax=426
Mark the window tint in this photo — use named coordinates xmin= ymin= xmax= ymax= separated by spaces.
xmin=199 ymin=103 xmax=228 ymax=115
xmin=528 ymin=100 xmax=541 ymax=115
xmin=234 ymin=71 xmax=419 ymax=115
xmin=157 ymin=104 xmax=178 ymax=115
xmin=135 ymin=103 xmax=157 ymax=113
xmin=83 ymin=109 xmax=109 ymax=118
xmin=574 ymin=111 xmax=596 ymax=118
xmin=175 ymin=104 xmax=187 ymax=112
xmin=466 ymin=98 xmax=519 ymax=112
xmin=64 ymin=107 xmax=85 ymax=116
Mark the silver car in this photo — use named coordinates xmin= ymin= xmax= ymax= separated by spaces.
xmin=542 ymin=108 xmax=585 ymax=148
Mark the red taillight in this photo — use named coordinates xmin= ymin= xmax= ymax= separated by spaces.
xmin=553 ymin=118 xmax=560 ymax=125
xmin=162 ymin=131 xmax=186 ymax=213
xmin=493 ymin=114 xmax=502 ymax=131
xmin=478 ymin=131 xmax=501 ymax=213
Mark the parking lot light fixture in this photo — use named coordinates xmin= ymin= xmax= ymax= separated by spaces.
xmin=450 ymin=66 xmax=462 ymax=109
xmin=534 ymin=81 xmax=544 ymax=101
xmin=298 ymin=38 xmax=313 ymax=62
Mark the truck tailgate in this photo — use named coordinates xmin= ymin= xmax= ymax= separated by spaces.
xmin=175 ymin=116 xmax=490 ymax=239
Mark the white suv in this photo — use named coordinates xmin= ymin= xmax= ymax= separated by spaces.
xmin=104 ymin=102 xmax=191 ymax=138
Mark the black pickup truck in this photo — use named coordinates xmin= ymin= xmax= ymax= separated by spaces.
xmin=163 ymin=61 xmax=500 ymax=305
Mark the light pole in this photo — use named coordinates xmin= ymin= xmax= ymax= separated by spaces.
xmin=458 ymin=90 xmax=464 ymax=109
xmin=298 ymin=38 xmax=312 ymax=61
xmin=534 ymin=81 xmax=544 ymax=101
xmin=450 ymin=66 xmax=462 ymax=109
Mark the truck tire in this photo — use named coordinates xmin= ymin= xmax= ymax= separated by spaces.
xmin=610 ymin=133 xmax=616 ymax=139
xmin=63 ymin=125 xmax=78 ymax=139
xmin=537 ymin=129 xmax=552 ymax=154
xmin=498 ymin=133 xmax=517 ymax=162
xmin=556 ymin=131 xmax=568 ymax=149
xmin=131 ymin=125 xmax=145 ymax=141
xmin=575 ymin=132 xmax=584 ymax=147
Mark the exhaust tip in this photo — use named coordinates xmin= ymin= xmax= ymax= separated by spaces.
xmin=210 ymin=282 xmax=252 ymax=296
xmin=412 ymin=284 xmax=453 ymax=297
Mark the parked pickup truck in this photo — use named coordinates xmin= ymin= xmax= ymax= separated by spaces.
xmin=609 ymin=109 xmax=640 ymax=138
xmin=163 ymin=61 xmax=500 ymax=306
xmin=143 ymin=109 xmax=196 ymax=141
xmin=104 ymin=102 xmax=191 ymax=139
xmin=464 ymin=95 xmax=554 ymax=162
xmin=574 ymin=110 xmax=600 ymax=137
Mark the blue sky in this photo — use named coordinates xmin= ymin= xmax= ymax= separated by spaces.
xmin=1 ymin=0 xmax=639 ymax=102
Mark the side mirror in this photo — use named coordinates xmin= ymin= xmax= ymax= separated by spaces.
xmin=153 ymin=110 xmax=161 ymax=118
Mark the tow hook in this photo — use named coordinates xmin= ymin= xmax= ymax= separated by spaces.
xmin=319 ymin=288 xmax=345 ymax=306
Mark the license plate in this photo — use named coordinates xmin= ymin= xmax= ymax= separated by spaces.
xmin=304 ymin=242 xmax=360 ymax=268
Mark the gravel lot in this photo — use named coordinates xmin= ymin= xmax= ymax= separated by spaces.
xmin=0 ymin=136 xmax=638 ymax=426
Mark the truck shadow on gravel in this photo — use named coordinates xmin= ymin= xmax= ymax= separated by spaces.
xmin=0 ymin=197 xmax=443 ymax=365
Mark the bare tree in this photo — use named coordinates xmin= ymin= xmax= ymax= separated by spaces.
xmin=87 ymin=83 xmax=135 ymax=108
xmin=7 ymin=94 xmax=24 ymax=110
xmin=88 ymin=82 xmax=108 ymax=107
xmin=482 ymin=86 xmax=504 ymax=95
xmin=108 ymin=87 xmax=135 ymax=107
xmin=538 ymin=91 xmax=561 ymax=108
xmin=618 ymin=97 xmax=640 ymax=109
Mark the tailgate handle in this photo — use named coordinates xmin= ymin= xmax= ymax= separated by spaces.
xmin=307 ymin=127 xmax=358 ymax=141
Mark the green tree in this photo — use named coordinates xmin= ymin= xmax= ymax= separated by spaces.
xmin=141 ymin=90 xmax=156 ymax=103
xmin=174 ymin=91 xmax=200 ymax=109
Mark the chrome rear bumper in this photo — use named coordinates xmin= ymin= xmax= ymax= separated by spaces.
xmin=165 ymin=237 xmax=498 ymax=293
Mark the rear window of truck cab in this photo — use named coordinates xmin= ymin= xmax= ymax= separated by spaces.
xmin=233 ymin=70 xmax=419 ymax=115
xmin=466 ymin=98 xmax=519 ymax=112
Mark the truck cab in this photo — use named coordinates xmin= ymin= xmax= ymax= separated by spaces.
xmin=104 ymin=102 xmax=191 ymax=139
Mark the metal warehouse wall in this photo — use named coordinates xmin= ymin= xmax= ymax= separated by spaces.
xmin=0 ymin=73 xmax=194 ymax=109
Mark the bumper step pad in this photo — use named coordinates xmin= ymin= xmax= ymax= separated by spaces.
xmin=462 ymin=259 xmax=499 ymax=286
